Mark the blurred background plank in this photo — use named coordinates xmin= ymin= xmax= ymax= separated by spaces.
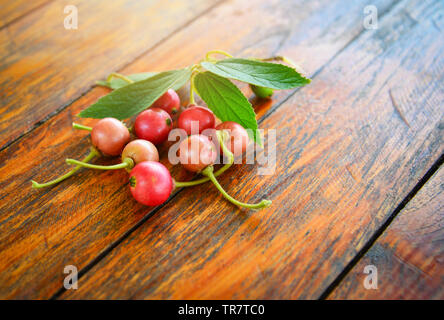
xmin=0 ymin=0 xmax=51 ymax=29
xmin=61 ymin=0 xmax=444 ymax=299
xmin=0 ymin=0 xmax=221 ymax=150
xmin=0 ymin=0 xmax=397 ymax=299
xmin=328 ymin=165 xmax=444 ymax=299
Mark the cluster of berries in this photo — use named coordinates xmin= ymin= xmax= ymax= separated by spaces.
xmin=32 ymin=89 xmax=270 ymax=210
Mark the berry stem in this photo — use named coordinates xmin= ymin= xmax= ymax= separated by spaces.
xmin=31 ymin=147 xmax=99 ymax=189
xmin=107 ymin=72 xmax=134 ymax=84
xmin=205 ymin=50 xmax=233 ymax=61
xmin=189 ymin=73 xmax=197 ymax=105
xmin=173 ymin=158 xmax=232 ymax=188
xmin=72 ymin=123 xmax=92 ymax=131
xmin=202 ymin=166 xmax=271 ymax=210
xmin=66 ymin=157 xmax=134 ymax=171
xmin=174 ymin=130 xmax=233 ymax=188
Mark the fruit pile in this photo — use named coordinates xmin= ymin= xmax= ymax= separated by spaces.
xmin=32 ymin=50 xmax=309 ymax=210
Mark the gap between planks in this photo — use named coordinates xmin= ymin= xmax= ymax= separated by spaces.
xmin=0 ymin=0 xmax=54 ymax=31
xmin=319 ymin=153 xmax=444 ymax=299
xmin=49 ymin=0 xmax=414 ymax=299
xmin=256 ymin=0 xmax=402 ymax=124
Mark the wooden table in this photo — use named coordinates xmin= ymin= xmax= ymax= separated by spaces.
xmin=0 ymin=0 xmax=443 ymax=300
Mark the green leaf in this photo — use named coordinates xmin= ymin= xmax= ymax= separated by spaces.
xmin=194 ymin=71 xmax=261 ymax=146
xmin=201 ymin=58 xmax=310 ymax=89
xmin=79 ymin=68 xmax=191 ymax=119
xmin=96 ymin=72 xmax=188 ymax=91
xmin=97 ymin=72 xmax=157 ymax=90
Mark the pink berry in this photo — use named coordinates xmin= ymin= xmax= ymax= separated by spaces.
xmin=129 ymin=161 xmax=173 ymax=206
xmin=179 ymin=134 xmax=217 ymax=172
xmin=134 ymin=108 xmax=173 ymax=145
xmin=178 ymin=105 xmax=215 ymax=135
xmin=152 ymin=89 xmax=180 ymax=115
xmin=216 ymin=121 xmax=250 ymax=156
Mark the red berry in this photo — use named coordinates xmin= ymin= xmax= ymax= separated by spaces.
xmin=121 ymin=139 xmax=159 ymax=164
xmin=216 ymin=121 xmax=250 ymax=156
xmin=179 ymin=134 xmax=217 ymax=172
xmin=178 ymin=105 xmax=215 ymax=135
xmin=134 ymin=108 xmax=173 ymax=145
xmin=91 ymin=118 xmax=130 ymax=156
xmin=129 ymin=161 xmax=173 ymax=206
xmin=152 ymin=89 xmax=180 ymax=115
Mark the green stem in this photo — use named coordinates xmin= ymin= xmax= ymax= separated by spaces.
xmin=66 ymin=157 xmax=134 ymax=171
xmin=174 ymin=158 xmax=232 ymax=187
xmin=174 ymin=130 xmax=233 ymax=188
xmin=189 ymin=73 xmax=197 ymax=105
xmin=205 ymin=50 xmax=233 ymax=61
xmin=191 ymin=64 xmax=201 ymax=72
xmin=72 ymin=123 xmax=92 ymax=131
xmin=31 ymin=147 xmax=99 ymax=189
xmin=107 ymin=72 xmax=134 ymax=84
xmin=202 ymin=166 xmax=271 ymax=210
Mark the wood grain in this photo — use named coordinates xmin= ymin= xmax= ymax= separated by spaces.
xmin=0 ymin=0 xmax=50 ymax=29
xmin=0 ymin=0 xmax=388 ymax=299
xmin=328 ymin=166 xmax=444 ymax=299
xmin=61 ymin=0 xmax=444 ymax=299
xmin=0 ymin=0 xmax=220 ymax=150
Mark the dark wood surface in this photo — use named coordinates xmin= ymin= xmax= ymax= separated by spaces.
xmin=0 ymin=0 xmax=219 ymax=150
xmin=0 ymin=0 xmax=442 ymax=299
xmin=0 ymin=0 xmax=50 ymax=29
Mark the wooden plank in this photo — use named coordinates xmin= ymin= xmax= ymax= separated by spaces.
xmin=0 ymin=0 xmax=392 ymax=299
xmin=0 ymin=0 xmax=50 ymax=29
xmin=0 ymin=0 xmax=220 ymax=150
xmin=328 ymin=165 xmax=444 ymax=299
xmin=61 ymin=0 xmax=444 ymax=299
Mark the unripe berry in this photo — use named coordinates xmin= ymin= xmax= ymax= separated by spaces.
xmin=250 ymin=84 xmax=274 ymax=98
xmin=121 ymin=139 xmax=159 ymax=164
